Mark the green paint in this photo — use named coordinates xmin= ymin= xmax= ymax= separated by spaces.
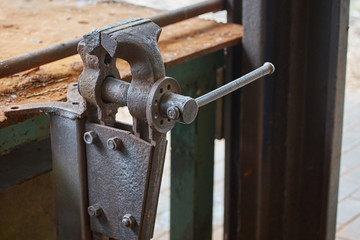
xmin=0 ymin=115 xmax=50 ymax=156
xmin=168 ymin=51 xmax=224 ymax=240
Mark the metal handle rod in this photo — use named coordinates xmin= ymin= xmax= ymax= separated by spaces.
xmin=196 ymin=62 xmax=275 ymax=107
xmin=0 ymin=0 xmax=223 ymax=79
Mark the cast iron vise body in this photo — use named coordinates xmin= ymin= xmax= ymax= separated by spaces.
xmin=5 ymin=18 xmax=274 ymax=240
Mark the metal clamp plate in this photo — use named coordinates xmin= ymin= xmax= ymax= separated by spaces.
xmin=85 ymin=123 xmax=154 ymax=239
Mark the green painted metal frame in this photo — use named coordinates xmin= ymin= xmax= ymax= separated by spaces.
xmin=168 ymin=51 xmax=224 ymax=240
xmin=0 ymin=114 xmax=50 ymax=156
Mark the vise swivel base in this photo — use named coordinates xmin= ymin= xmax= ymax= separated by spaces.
xmin=5 ymin=18 xmax=274 ymax=240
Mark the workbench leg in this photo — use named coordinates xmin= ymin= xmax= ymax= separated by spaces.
xmin=167 ymin=52 xmax=222 ymax=240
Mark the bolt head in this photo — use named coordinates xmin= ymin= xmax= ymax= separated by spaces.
xmin=107 ymin=137 xmax=122 ymax=150
xmin=167 ymin=106 xmax=180 ymax=120
xmin=122 ymin=214 xmax=135 ymax=228
xmin=88 ymin=204 xmax=102 ymax=217
xmin=84 ymin=130 xmax=97 ymax=144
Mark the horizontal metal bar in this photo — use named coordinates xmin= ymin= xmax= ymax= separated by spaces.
xmin=151 ymin=0 xmax=223 ymax=27
xmin=101 ymin=77 xmax=129 ymax=106
xmin=0 ymin=0 xmax=223 ymax=79
xmin=196 ymin=62 xmax=275 ymax=107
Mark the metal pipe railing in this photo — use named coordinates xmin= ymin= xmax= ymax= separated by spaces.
xmin=0 ymin=0 xmax=224 ymax=79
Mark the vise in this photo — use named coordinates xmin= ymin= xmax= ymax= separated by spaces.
xmin=5 ymin=18 xmax=274 ymax=239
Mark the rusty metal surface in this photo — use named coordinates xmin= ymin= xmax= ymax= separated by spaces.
xmin=50 ymin=116 xmax=90 ymax=240
xmin=78 ymin=19 xmax=170 ymax=239
xmin=100 ymin=19 xmax=164 ymax=120
xmin=140 ymin=132 xmax=167 ymax=239
xmin=101 ymin=77 xmax=129 ymax=107
xmin=4 ymin=83 xmax=87 ymax=120
xmin=85 ymin=123 xmax=153 ymax=239
xmin=78 ymin=18 xmax=164 ymax=129
xmin=0 ymin=37 xmax=81 ymax=78
xmin=0 ymin=0 xmax=223 ymax=79
xmin=146 ymin=77 xmax=181 ymax=133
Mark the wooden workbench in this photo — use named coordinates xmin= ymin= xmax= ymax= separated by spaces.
xmin=0 ymin=0 xmax=242 ymax=125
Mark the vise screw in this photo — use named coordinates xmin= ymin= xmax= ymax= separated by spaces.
xmin=5 ymin=18 xmax=274 ymax=240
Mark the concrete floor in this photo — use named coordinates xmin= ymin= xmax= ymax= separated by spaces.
xmin=337 ymin=87 xmax=360 ymax=240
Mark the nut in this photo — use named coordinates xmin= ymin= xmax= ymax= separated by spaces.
xmin=88 ymin=204 xmax=102 ymax=217
xmin=107 ymin=137 xmax=122 ymax=151
xmin=84 ymin=130 xmax=97 ymax=144
xmin=167 ymin=106 xmax=180 ymax=120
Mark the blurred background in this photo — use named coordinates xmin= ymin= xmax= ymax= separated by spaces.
xmin=334 ymin=1 xmax=360 ymax=240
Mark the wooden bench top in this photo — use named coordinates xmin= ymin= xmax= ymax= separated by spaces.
xmin=0 ymin=0 xmax=242 ymax=125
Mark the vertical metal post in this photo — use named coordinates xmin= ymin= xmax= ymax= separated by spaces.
xmin=224 ymin=0 xmax=349 ymax=239
xmin=223 ymin=1 xmax=242 ymax=239
xmin=50 ymin=116 xmax=90 ymax=239
xmin=224 ymin=0 xmax=266 ymax=239
xmin=169 ymin=52 xmax=223 ymax=240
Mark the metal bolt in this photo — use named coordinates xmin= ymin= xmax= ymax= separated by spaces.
xmin=122 ymin=214 xmax=136 ymax=228
xmin=107 ymin=137 xmax=122 ymax=151
xmin=167 ymin=106 xmax=180 ymax=120
xmin=88 ymin=204 xmax=102 ymax=217
xmin=84 ymin=130 xmax=97 ymax=144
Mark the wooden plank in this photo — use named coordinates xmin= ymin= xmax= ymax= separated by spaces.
xmin=0 ymin=0 xmax=242 ymax=126
xmin=168 ymin=51 xmax=223 ymax=240
xmin=160 ymin=20 xmax=242 ymax=69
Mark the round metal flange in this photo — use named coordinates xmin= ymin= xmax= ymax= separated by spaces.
xmin=146 ymin=77 xmax=181 ymax=133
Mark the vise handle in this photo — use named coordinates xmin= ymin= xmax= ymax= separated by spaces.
xmin=101 ymin=62 xmax=275 ymax=130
